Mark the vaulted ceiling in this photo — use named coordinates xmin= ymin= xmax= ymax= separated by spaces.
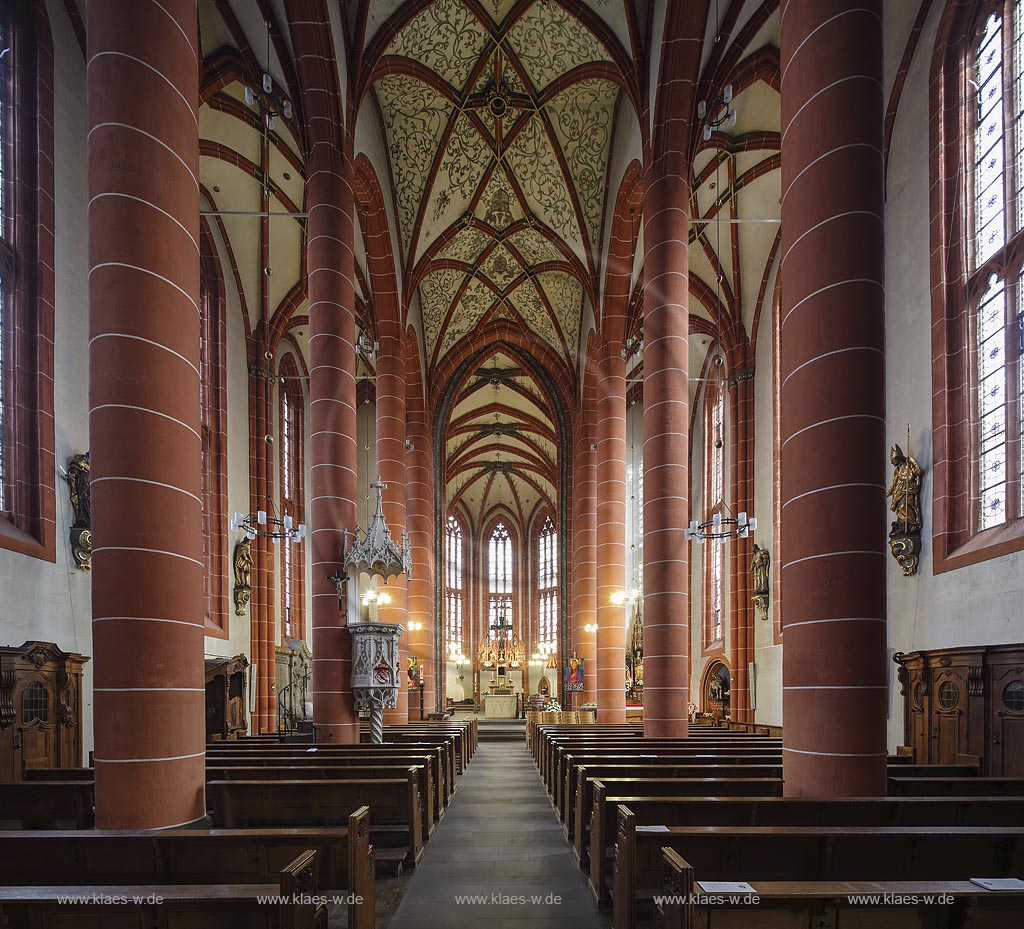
xmin=367 ymin=0 xmax=632 ymax=372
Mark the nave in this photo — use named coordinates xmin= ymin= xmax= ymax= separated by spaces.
xmin=389 ymin=722 xmax=607 ymax=929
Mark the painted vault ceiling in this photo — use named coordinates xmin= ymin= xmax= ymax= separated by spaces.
xmin=372 ymin=0 xmax=626 ymax=372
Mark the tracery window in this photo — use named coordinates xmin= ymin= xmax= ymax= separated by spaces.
xmin=537 ymin=515 xmax=557 ymax=647
xmin=199 ymin=248 xmax=227 ymax=636
xmin=703 ymin=362 xmax=725 ymax=647
xmin=0 ymin=1 xmax=55 ymax=560
xmin=445 ymin=515 xmax=464 ymax=654
xmin=279 ymin=357 xmax=305 ymax=641
xmin=968 ymin=4 xmax=1024 ymax=531
xmin=488 ymin=521 xmax=513 ymax=638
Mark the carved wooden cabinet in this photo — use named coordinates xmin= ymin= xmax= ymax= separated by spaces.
xmin=894 ymin=644 xmax=1024 ymax=775
xmin=0 ymin=641 xmax=89 ymax=781
xmin=205 ymin=655 xmax=249 ymax=740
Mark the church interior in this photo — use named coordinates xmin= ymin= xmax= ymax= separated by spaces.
xmin=1 ymin=0 xmax=1024 ymax=926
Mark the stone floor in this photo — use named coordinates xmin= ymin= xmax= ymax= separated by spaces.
xmin=385 ymin=739 xmax=610 ymax=929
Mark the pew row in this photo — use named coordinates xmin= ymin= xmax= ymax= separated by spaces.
xmin=611 ymin=808 xmax=1024 ymax=929
xmin=0 ymin=848 xmax=326 ymax=929
xmin=0 ymin=808 xmax=373 ymax=929
xmin=587 ymin=791 xmax=1024 ymax=903
xmin=208 ymin=774 xmax=424 ymax=867
xmin=658 ymin=848 xmax=1024 ymax=929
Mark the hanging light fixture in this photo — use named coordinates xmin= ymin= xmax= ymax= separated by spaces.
xmin=231 ymin=502 xmax=305 ymax=544
xmin=244 ymin=21 xmax=293 ymax=132
xmin=686 ymin=47 xmax=757 ymax=548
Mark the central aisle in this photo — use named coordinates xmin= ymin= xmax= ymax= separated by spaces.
xmin=387 ymin=734 xmax=610 ymax=929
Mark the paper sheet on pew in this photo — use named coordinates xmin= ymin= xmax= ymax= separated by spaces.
xmin=306 ymin=748 xmax=317 ymax=753
xmin=971 ymin=878 xmax=1024 ymax=891
xmin=697 ymin=882 xmax=757 ymax=894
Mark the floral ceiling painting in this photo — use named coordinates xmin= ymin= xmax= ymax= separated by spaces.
xmin=372 ymin=0 xmax=625 ymax=372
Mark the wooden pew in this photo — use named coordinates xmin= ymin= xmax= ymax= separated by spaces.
xmin=0 ymin=848 xmax=326 ymax=929
xmin=659 ymin=850 xmax=1024 ymax=929
xmin=588 ymin=790 xmax=1024 ymax=903
xmin=205 ymin=765 xmax=434 ymax=837
xmin=546 ymin=738 xmax=782 ymax=797
xmin=562 ymin=756 xmax=783 ymax=828
xmin=889 ymin=777 xmax=1024 ymax=796
xmin=548 ymin=740 xmax=782 ymax=803
xmin=205 ymin=744 xmax=452 ymax=803
xmin=0 ymin=808 xmax=374 ymax=929
xmin=0 ymin=782 xmax=94 ymax=829
xmin=612 ymin=808 xmax=1024 ymax=929
xmin=208 ymin=773 xmax=424 ymax=867
xmin=376 ymin=730 xmax=462 ymax=777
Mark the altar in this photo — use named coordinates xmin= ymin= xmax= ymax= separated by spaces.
xmin=483 ymin=693 xmax=517 ymax=718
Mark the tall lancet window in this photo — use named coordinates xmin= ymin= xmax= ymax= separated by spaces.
xmin=279 ymin=357 xmax=305 ymax=641
xmin=445 ymin=515 xmax=464 ymax=654
xmin=488 ymin=521 xmax=513 ymax=638
xmin=538 ymin=515 xmax=558 ymax=647
xmin=703 ymin=362 xmax=726 ymax=647
xmin=968 ymin=5 xmax=1024 ymax=531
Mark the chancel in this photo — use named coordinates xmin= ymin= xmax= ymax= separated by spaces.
xmin=1 ymin=1 xmax=1024 ymax=927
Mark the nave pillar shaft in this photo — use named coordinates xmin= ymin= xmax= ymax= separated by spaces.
xmin=88 ymin=0 xmax=205 ymax=829
xmin=572 ymin=419 xmax=598 ymax=707
xmin=307 ymin=154 xmax=360 ymax=744
xmin=405 ymin=341 xmax=436 ymax=714
xmin=641 ymin=148 xmax=691 ymax=738
xmin=376 ymin=324 xmax=409 ymax=723
xmin=595 ymin=342 xmax=627 ymax=722
xmin=779 ymin=0 xmax=886 ymax=796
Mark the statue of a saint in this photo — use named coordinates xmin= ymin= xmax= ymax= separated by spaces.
xmin=887 ymin=444 xmax=923 ymax=533
xmin=750 ymin=544 xmax=770 ymax=597
xmin=233 ymin=538 xmax=253 ymax=615
xmin=65 ymin=453 xmax=92 ymax=570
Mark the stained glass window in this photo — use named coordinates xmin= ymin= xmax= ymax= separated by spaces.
xmin=703 ymin=362 xmax=726 ymax=646
xmin=969 ymin=4 xmax=1024 ymax=532
xmin=445 ymin=516 xmax=464 ymax=653
xmin=538 ymin=516 xmax=557 ymax=647
xmin=0 ymin=12 xmax=12 ymax=516
xmin=488 ymin=521 xmax=512 ymax=638
xmin=279 ymin=359 xmax=304 ymax=641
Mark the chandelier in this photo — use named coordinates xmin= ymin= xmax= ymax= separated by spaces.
xmin=344 ymin=479 xmax=412 ymax=581
xmin=231 ymin=500 xmax=305 ymax=544
xmin=478 ymin=606 xmax=525 ymax=669
xmin=684 ymin=510 xmax=757 ymax=544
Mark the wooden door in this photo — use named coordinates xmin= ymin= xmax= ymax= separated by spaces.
xmin=989 ymin=661 xmax=1024 ymax=776
xmin=931 ymin=667 xmax=968 ymax=765
xmin=16 ymin=679 xmax=56 ymax=776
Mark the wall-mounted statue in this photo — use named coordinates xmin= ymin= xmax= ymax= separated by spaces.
xmin=887 ymin=443 xmax=923 ymax=577
xmin=751 ymin=543 xmax=770 ymax=620
xmin=64 ymin=453 xmax=91 ymax=570
xmin=233 ymin=537 xmax=253 ymax=615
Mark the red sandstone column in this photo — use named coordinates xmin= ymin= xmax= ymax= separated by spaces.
xmin=642 ymin=149 xmax=692 ymax=739
xmin=307 ymin=152 xmax=360 ymax=744
xmin=406 ymin=337 xmax=436 ymax=715
xmin=377 ymin=324 xmax=409 ymax=724
xmin=575 ymin=417 xmax=598 ymax=707
xmin=780 ymin=0 xmax=886 ymax=796
xmin=88 ymin=0 xmax=205 ymax=829
xmin=595 ymin=342 xmax=627 ymax=722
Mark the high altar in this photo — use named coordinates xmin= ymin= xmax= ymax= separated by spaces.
xmin=478 ymin=608 xmax=524 ymax=718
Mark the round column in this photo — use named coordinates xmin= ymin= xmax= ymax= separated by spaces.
xmin=308 ymin=154 xmax=360 ymax=744
xmin=406 ymin=338 xmax=436 ymax=715
xmin=642 ymin=150 xmax=692 ymax=738
xmin=88 ymin=0 xmax=205 ymax=829
xmin=595 ymin=342 xmax=627 ymax=723
xmin=574 ymin=419 xmax=598 ymax=707
xmin=376 ymin=324 xmax=409 ymax=724
xmin=780 ymin=0 xmax=886 ymax=796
